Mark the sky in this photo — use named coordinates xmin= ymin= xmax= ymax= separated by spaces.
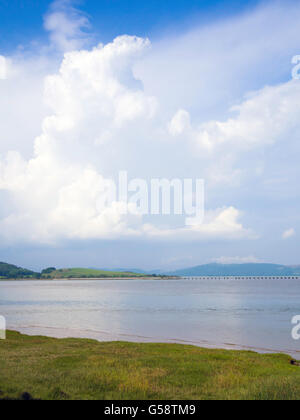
xmin=0 ymin=0 xmax=299 ymax=271
xmin=0 ymin=0 xmax=261 ymax=50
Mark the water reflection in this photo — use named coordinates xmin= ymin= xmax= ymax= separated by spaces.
xmin=0 ymin=278 xmax=300 ymax=357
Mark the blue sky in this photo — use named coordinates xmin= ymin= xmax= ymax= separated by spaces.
xmin=0 ymin=0 xmax=260 ymax=52
xmin=0 ymin=0 xmax=300 ymax=271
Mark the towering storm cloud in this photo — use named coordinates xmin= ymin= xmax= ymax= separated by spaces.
xmin=0 ymin=0 xmax=299 ymax=268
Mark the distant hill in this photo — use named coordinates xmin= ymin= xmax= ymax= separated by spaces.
xmin=40 ymin=267 xmax=147 ymax=279
xmin=2 ymin=261 xmax=300 ymax=280
xmin=0 ymin=262 xmax=39 ymax=279
xmin=166 ymin=263 xmax=300 ymax=277
xmin=93 ymin=267 xmax=148 ymax=274
xmin=0 ymin=262 xmax=149 ymax=279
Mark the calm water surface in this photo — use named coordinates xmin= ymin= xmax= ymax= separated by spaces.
xmin=1 ymin=278 xmax=300 ymax=357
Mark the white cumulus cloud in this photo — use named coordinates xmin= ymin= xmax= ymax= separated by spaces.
xmin=6 ymin=1 xmax=300 ymax=247
xmin=168 ymin=109 xmax=191 ymax=136
xmin=0 ymin=33 xmax=253 ymax=245
xmin=0 ymin=56 xmax=8 ymax=80
xmin=194 ymin=81 xmax=300 ymax=154
xmin=282 ymin=228 xmax=295 ymax=240
xmin=143 ymin=207 xmax=255 ymax=241
xmin=44 ymin=0 xmax=91 ymax=52
xmin=166 ymin=80 xmax=300 ymax=187
xmin=213 ymin=256 xmax=261 ymax=264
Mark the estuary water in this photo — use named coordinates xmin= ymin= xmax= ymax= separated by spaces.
xmin=0 ymin=278 xmax=300 ymax=358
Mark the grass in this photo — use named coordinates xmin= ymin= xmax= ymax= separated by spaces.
xmin=42 ymin=268 xmax=147 ymax=279
xmin=0 ymin=331 xmax=300 ymax=400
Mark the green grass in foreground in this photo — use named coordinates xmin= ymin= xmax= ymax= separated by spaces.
xmin=0 ymin=331 xmax=299 ymax=400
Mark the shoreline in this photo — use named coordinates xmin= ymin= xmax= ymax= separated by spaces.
xmin=0 ymin=277 xmax=178 ymax=281
xmin=7 ymin=325 xmax=300 ymax=360
xmin=1 ymin=276 xmax=300 ymax=281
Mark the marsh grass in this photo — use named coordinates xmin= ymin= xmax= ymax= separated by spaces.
xmin=0 ymin=331 xmax=299 ymax=400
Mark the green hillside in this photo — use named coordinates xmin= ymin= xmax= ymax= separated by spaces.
xmin=0 ymin=262 xmax=39 ymax=279
xmin=0 ymin=262 xmax=148 ymax=279
xmin=41 ymin=267 xmax=146 ymax=279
